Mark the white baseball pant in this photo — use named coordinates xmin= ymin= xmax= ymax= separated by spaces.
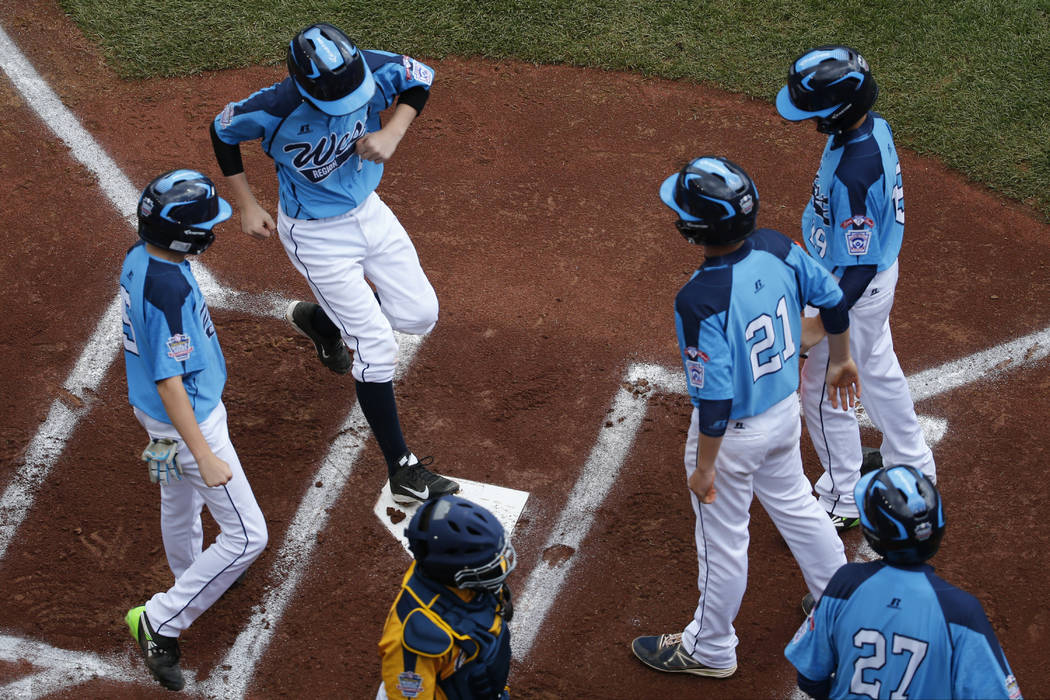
xmin=681 ymin=395 xmax=846 ymax=670
xmin=134 ymin=402 xmax=267 ymax=637
xmin=800 ymin=260 xmax=936 ymax=518
xmin=278 ymin=192 xmax=438 ymax=384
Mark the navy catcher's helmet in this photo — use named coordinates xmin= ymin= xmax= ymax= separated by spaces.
xmin=137 ymin=169 xmax=231 ymax=255
xmin=856 ymin=465 xmax=945 ymax=565
xmin=287 ymin=23 xmax=375 ymax=116
xmin=776 ymin=45 xmax=879 ymax=135
xmin=660 ymin=156 xmax=759 ymax=246
xmin=405 ymin=495 xmax=517 ymax=593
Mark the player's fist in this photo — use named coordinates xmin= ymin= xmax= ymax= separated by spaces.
xmin=688 ymin=467 xmax=717 ymax=504
xmin=198 ymin=453 xmax=233 ymax=487
xmin=355 ymin=128 xmax=403 ymax=164
xmin=240 ymin=201 xmax=275 ymax=240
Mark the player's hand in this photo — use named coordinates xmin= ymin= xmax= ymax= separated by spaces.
xmin=800 ymin=315 xmax=827 ymax=354
xmin=355 ymin=129 xmax=402 ymax=164
xmin=198 ymin=453 xmax=232 ymax=487
xmin=240 ymin=201 xmax=276 ymax=241
xmin=688 ymin=466 xmax=717 ymax=504
xmin=825 ymin=358 xmax=861 ymax=410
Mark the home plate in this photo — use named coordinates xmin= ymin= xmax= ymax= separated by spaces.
xmin=374 ymin=479 xmax=530 ymax=554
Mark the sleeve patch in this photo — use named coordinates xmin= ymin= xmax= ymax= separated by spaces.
xmin=686 ymin=360 xmax=704 ymax=388
xmin=685 ymin=346 xmax=710 ymax=362
xmin=403 ymin=56 xmax=433 ymax=86
xmin=219 ymin=102 xmax=236 ymax=129
xmin=396 ymin=671 xmax=425 ymax=698
xmin=841 ymin=215 xmax=874 ymax=256
xmin=165 ymin=333 xmax=193 ymax=362
xmin=1006 ymin=674 xmax=1022 ymax=699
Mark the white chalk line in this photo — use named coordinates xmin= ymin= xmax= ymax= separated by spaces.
xmin=6 ymin=15 xmax=1050 ymax=695
xmin=205 ymin=333 xmax=423 ymax=699
xmin=512 ymin=326 xmax=1050 ymax=664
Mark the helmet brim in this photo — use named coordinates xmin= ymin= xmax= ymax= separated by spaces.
xmin=775 ymin=85 xmax=838 ymax=122
xmin=659 ymin=172 xmax=701 ymax=222
xmin=195 ymin=196 xmax=233 ymax=231
xmin=295 ymin=62 xmax=376 ymax=116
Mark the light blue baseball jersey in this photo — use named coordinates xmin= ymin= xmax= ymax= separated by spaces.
xmin=120 ymin=242 xmax=226 ymax=423
xmin=802 ymin=113 xmax=904 ymax=274
xmin=786 ymin=561 xmax=1022 ymax=700
xmin=675 ymin=229 xmax=844 ymax=433
xmin=212 ymin=51 xmax=434 ymax=220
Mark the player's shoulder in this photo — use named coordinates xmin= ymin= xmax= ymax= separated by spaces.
xmin=675 ymin=264 xmax=733 ymax=323
xmin=142 ymin=257 xmax=193 ymax=309
xmin=748 ymin=228 xmax=797 ymax=261
xmin=400 ymin=606 xmax=454 ymax=657
xmin=223 ymin=78 xmax=303 ymax=121
xmin=821 ymin=560 xmax=887 ymax=601
xmin=922 ymin=568 xmax=990 ymax=630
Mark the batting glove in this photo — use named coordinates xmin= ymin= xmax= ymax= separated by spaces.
xmin=141 ymin=438 xmax=184 ymax=485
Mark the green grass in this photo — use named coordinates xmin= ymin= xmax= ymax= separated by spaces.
xmin=59 ymin=0 xmax=1050 ymax=218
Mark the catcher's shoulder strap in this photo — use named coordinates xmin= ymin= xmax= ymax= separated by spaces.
xmin=401 ymin=607 xmax=455 ymax=657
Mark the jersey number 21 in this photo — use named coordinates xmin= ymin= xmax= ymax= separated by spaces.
xmin=746 ymin=296 xmax=796 ymax=382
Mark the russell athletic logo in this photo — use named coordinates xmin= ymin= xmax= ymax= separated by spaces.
xmin=283 ymin=120 xmax=367 ymax=183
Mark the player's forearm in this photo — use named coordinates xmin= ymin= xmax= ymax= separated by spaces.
xmin=697 ymin=433 xmax=723 ymax=472
xmin=825 ymin=329 xmax=851 ymax=364
xmin=381 ymin=102 xmax=420 ymax=142
xmin=156 ymin=376 xmax=214 ymax=463
xmin=223 ymin=172 xmax=260 ymax=210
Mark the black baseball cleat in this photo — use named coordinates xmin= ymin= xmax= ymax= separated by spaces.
xmin=389 ymin=453 xmax=460 ymax=504
xmin=125 ymin=606 xmax=185 ymax=691
xmin=631 ymin=633 xmax=736 ymax=678
xmin=860 ymin=446 xmax=884 ymax=475
xmin=285 ymin=301 xmax=351 ymax=375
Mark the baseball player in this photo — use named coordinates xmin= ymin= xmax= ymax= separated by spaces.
xmin=776 ymin=45 xmax=936 ymax=531
xmin=378 ymin=495 xmax=516 ymax=699
xmin=120 ymin=170 xmax=268 ymax=690
xmin=631 ymin=157 xmax=857 ymax=678
xmin=210 ymin=22 xmax=458 ymax=504
xmin=785 ymin=465 xmax=1023 ymax=699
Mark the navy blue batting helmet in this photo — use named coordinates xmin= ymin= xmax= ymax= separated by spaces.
xmin=856 ymin=465 xmax=945 ymax=565
xmin=776 ymin=45 xmax=878 ymax=135
xmin=405 ymin=495 xmax=516 ymax=592
xmin=287 ymin=23 xmax=375 ymax=116
xmin=137 ymin=169 xmax=231 ymax=254
xmin=660 ymin=156 xmax=759 ymax=246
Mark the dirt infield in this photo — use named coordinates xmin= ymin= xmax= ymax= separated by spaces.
xmin=2 ymin=2 xmax=1049 ymax=698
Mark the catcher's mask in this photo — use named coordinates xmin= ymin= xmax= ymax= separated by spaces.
xmin=856 ymin=465 xmax=945 ymax=565
xmin=405 ymin=495 xmax=516 ymax=593
xmin=659 ymin=156 xmax=759 ymax=247
xmin=287 ymin=23 xmax=375 ymax=116
xmin=137 ymin=169 xmax=231 ymax=255
xmin=776 ymin=45 xmax=879 ymax=135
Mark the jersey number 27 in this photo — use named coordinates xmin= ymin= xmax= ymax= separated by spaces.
xmin=852 ymin=629 xmax=928 ymax=699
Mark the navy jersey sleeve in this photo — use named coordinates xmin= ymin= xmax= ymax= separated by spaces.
xmin=142 ymin=265 xmax=209 ymax=382
xmin=675 ymin=272 xmax=734 ymax=433
xmin=363 ymin=50 xmax=434 ymax=112
xmin=213 ymin=80 xmax=302 ymax=148
xmin=929 ymin=574 xmax=1022 ymax=699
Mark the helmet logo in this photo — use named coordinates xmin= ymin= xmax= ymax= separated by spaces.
xmin=740 ymin=194 xmax=754 ymax=215
xmin=914 ymin=521 xmax=932 ymax=541
xmin=140 ymin=197 xmax=154 ymax=216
